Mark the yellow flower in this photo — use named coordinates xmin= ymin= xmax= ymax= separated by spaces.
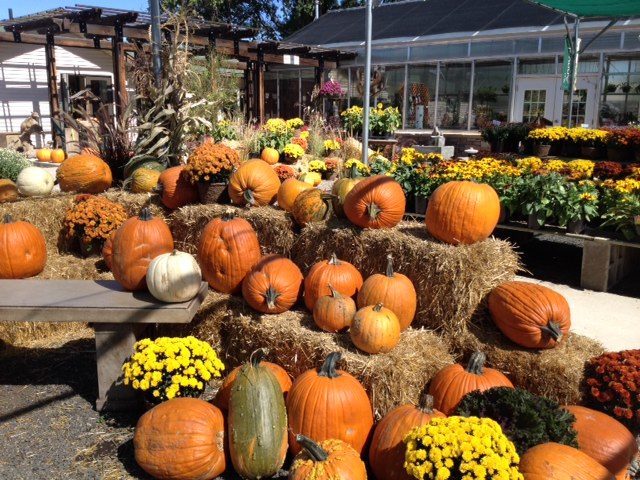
xmin=283 ymin=143 xmax=305 ymax=160
xmin=300 ymin=130 xmax=310 ymax=140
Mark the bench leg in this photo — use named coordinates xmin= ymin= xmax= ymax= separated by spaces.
xmin=94 ymin=323 xmax=147 ymax=412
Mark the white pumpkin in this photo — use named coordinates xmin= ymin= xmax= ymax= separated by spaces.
xmin=146 ymin=250 xmax=202 ymax=303
xmin=16 ymin=166 xmax=54 ymax=197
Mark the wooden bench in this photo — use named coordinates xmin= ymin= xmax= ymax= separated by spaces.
xmin=0 ymin=279 xmax=209 ymax=411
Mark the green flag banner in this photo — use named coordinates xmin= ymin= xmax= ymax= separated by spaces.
xmin=562 ymin=36 xmax=571 ymax=92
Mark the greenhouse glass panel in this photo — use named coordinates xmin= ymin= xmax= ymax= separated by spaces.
xmin=439 ymin=63 xmax=472 ymax=129
xmin=472 ymin=62 xmax=512 ymax=129
xmin=407 ymin=64 xmax=437 ymax=129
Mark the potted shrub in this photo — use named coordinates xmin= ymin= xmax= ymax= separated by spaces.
xmin=621 ymin=83 xmax=632 ymax=94
xmin=602 ymin=192 xmax=640 ymax=240
xmin=481 ymin=124 xmax=509 ymax=153
xmin=520 ymin=173 xmax=567 ymax=229
xmin=558 ymin=181 xmax=599 ymax=234
xmin=369 ymin=103 xmax=401 ymax=138
xmin=185 ymin=141 xmax=240 ymax=204
xmin=341 ymin=105 xmax=364 ymax=137
xmin=605 ymin=83 xmax=618 ymax=94
xmin=308 ymin=159 xmax=328 ymax=179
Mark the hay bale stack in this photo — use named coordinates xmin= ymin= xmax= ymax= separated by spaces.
xmin=449 ymin=315 xmax=605 ymax=405
xmin=291 ymin=219 xmax=520 ymax=333
xmin=168 ymin=204 xmax=296 ymax=255
xmin=219 ymin=310 xmax=453 ymax=417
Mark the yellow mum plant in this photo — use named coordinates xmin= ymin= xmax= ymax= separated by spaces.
xmin=308 ymin=159 xmax=327 ymax=173
xmin=63 ymin=195 xmax=127 ymax=251
xmin=324 ymin=139 xmax=342 ymax=153
xmin=286 ymin=117 xmax=304 ymax=130
xmin=567 ymin=159 xmax=595 ymax=179
xmin=403 ymin=416 xmax=523 ymax=480
xmin=344 ymin=158 xmax=370 ymax=175
xmin=527 ymin=126 xmax=568 ymax=143
xmin=516 ymin=156 xmax=543 ymax=172
xmin=122 ymin=336 xmax=225 ymax=404
xmin=283 ymin=143 xmax=305 ymax=160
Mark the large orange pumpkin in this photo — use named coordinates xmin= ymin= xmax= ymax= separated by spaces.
xmin=214 ymin=353 xmax=292 ymax=411
xmin=425 ymin=180 xmax=500 ymax=245
xmin=313 ymin=285 xmax=357 ymax=332
xmin=197 ymin=211 xmax=261 ymax=294
xmin=369 ymin=393 xmax=446 ymax=480
xmin=56 ymin=153 xmax=113 ymax=193
xmin=564 ymin=405 xmax=638 ymax=479
xmin=0 ymin=179 xmax=18 ymax=203
xmin=350 ymin=303 xmax=401 ymax=354
xmin=134 ymin=398 xmax=226 ymax=480
xmin=303 ymin=254 xmax=363 ymax=311
xmin=488 ymin=281 xmax=571 ymax=349
xmin=111 ymin=207 xmax=174 ymax=291
xmin=289 ymin=435 xmax=367 ymax=480
xmin=343 ymin=175 xmax=405 ymax=229
xmin=357 ymin=254 xmax=417 ymax=330
xmin=102 ymin=230 xmax=116 ymax=271
xmin=261 ymin=147 xmax=280 ymax=165
xmin=157 ymin=165 xmax=198 ymax=210
xmin=241 ymin=255 xmax=303 ymax=314
xmin=292 ymin=188 xmax=332 ymax=226
xmin=277 ymin=178 xmax=313 ymax=213
xmin=228 ymin=159 xmax=281 ymax=206
xmin=0 ymin=214 xmax=47 ymax=279
xmin=519 ymin=442 xmax=616 ymax=480
xmin=286 ymin=352 xmax=374 ymax=456
xmin=428 ymin=351 xmax=514 ymax=415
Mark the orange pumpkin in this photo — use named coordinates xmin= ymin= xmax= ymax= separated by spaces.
xmin=343 ymin=175 xmax=405 ymax=229
xmin=369 ymin=393 xmax=446 ymax=480
xmin=49 ymin=148 xmax=65 ymax=163
xmin=303 ymin=254 xmax=363 ymax=311
xmin=111 ymin=207 xmax=174 ymax=291
xmin=156 ymin=165 xmax=199 ymax=210
xmin=313 ymin=284 xmax=357 ymax=332
xmin=36 ymin=148 xmax=51 ymax=162
xmin=102 ymin=230 xmax=116 ymax=271
xmin=134 ymin=398 xmax=226 ymax=480
xmin=563 ymin=405 xmax=638 ymax=479
xmin=350 ymin=303 xmax=401 ymax=354
xmin=357 ymin=254 xmax=417 ymax=330
xmin=292 ymin=188 xmax=332 ymax=226
xmin=0 ymin=214 xmax=47 ymax=279
xmin=0 ymin=179 xmax=19 ymax=203
xmin=428 ymin=351 xmax=514 ymax=415
xmin=214 ymin=356 xmax=292 ymax=412
xmin=56 ymin=153 xmax=113 ymax=193
xmin=519 ymin=442 xmax=616 ymax=480
xmin=286 ymin=352 xmax=374 ymax=456
xmin=228 ymin=159 xmax=281 ymax=206
xmin=261 ymin=147 xmax=280 ymax=165
xmin=426 ymin=180 xmax=500 ymax=245
xmin=488 ymin=281 xmax=571 ymax=349
xmin=197 ymin=211 xmax=261 ymax=294
xmin=289 ymin=435 xmax=367 ymax=480
xmin=277 ymin=178 xmax=313 ymax=213
xmin=241 ymin=255 xmax=303 ymax=314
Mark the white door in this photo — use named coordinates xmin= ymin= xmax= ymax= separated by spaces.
xmin=514 ymin=78 xmax=557 ymax=124
xmin=561 ymin=76 xmax=598 ymax=127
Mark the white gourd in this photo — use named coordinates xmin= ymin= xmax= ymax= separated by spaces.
xmin=16 ymin=166 xmax=54 ymax=196
xmin=146 ymin=250 xmax=202 ymax=303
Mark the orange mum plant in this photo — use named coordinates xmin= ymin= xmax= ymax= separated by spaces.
xmin=184 ymin=142 xmax=240 ymax=184
xmin=63 ymin=195 xmax=127 ymax=253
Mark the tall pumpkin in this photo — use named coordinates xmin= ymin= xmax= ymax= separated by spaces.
xmin=292 ymin=188 xmax=332 ymax=226
xmin=0 ymin=179 xmax=18 ymax=203
xmin=277 ymin=178 xmax=313 ymax=213
xmin=111 ymin=207 xmax=174 ymax=291
xmin=369 ymin=393 xmax=446 ymax=480
xmin=286 ymin=352 xmax=374 ymax=456
xmin=197 ymin=211 xmax=261 ymax=294
xmin=428 ymin=351 xmax=513 ymax=415
xmin=0 ymin=214 xmax=47 ymax=279
xmin=425 ymin=180 xmax=500 ymax=245
xmin=228 ymin=159 xmax=281 ymax=206
xmin=357 ymin=254 xmax=417 ymax=330
xmin=488 ymin=281 xmax=571 ymax=349
xmin=157 ymin=166 xmax=198 ymax=210
xmin=331 ymin=163 xmax=361 ymax=218
xmin=241 ymin=255 xmax=303 ymax=314
xmin=303 ymin=254 xmax=363 ymax=311
xmin=56 ymin=153 xmax=113 ymax=193
xmin=563 ymin=405 xmax=638 ymax=479
xmin=228 ymin=350 xmax=288 ymax=479
xmin=134 ymin=398 xmax=226 ymax=480
xmin=343 ymin=175 xmax=405 ymax=229
xmin=519 ymin=442 xmax=616 ymax=480
xmin=289 ymin=435 xmax=367 ymax=480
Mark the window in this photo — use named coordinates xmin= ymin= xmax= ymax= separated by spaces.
xmin=601 ymin=57 xmax=640 ymax=126
xmin=372 ymin=65 xmax=405 ymax=119
xmin=439 ymin=63 xmax=471 ymax=129
xmin=279 ymin=69 xmax=300 ymax=120
xmin=264 ymin=71 xmax=278 ymax=119
xmin=563 ymin=89 xmax=588 ymax=126
xmin=518 ymin=59 xmax=556 ymax=75
xmin=407 ymin=65 xmax=437 ymax=129
xmin=472 ymin=62 xmax=512 ymax=129
xmin=522 ymin=89 xmax=547 ymax=123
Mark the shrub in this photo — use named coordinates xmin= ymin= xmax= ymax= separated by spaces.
xmin=0 ymin=148 xmax=31 ymax=182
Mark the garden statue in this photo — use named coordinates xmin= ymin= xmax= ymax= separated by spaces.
xmin=431 ymin=126 xmax=445 ymax=147
xmin=18 ymin=112 xmax=43 ymax=156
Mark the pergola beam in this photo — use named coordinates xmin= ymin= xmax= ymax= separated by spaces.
xmin=0 ymin=31 xmax=112 ymax=49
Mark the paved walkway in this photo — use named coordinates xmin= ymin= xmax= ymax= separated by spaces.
xmin=516 ymin=276 xmax=640 ymax=351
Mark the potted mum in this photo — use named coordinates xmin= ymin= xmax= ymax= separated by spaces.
xmin=558 ymin=181 xmax=599 ymax=234
xmin=341 ymin=105 xmax=364 ymax=136
xmin=282 ymin=143 xmax=305 ymax=164
xmin=185 ymin=141 xmax=240 ymax=204
xmin=603 ymin=127 xmax=633 ymax=163
xmin=527 ymin=128 xmax=552 ymax=157
xmin=308 ymin=159 xmax=329 ymax=179
xmin=369 ymin=103 xmax=401 ymax=138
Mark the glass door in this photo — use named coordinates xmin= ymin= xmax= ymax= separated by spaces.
xmin=514 ymin=78 xmax=556 ymax=124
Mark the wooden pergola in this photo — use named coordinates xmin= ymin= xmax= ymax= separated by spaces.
xmin=0 ymin=6 xmax=356 ymax=146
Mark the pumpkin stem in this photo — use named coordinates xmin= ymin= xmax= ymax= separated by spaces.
xmin=539 ymin=321 xmax=563 ymax=342
xmin=328 ymin=253 xmax=341 ymax=266
xmin=385 ymin=254 xmax=394 ymax=277
xmin=328 ymin=284 xmax=341 ymax=299
xmin=466 ymin=351 xmax=487 ymax=375
xmin=296 ymin=434 xmax=329 ymax=462
xmin=373 ymin=303 xmax=384 ymax=312
xmin=348 ymin=162 xmax=359 ymax=179
xmin=222 ymin=209 xmax=237 ymax=221
xmin=2 ymin=214 xmax=13 ymax=224
xmin=417 ymin=392 xmax=435 ymax=413
xmin=264 ymin=285 xmax=281 ymax=310
xmin=367 ymin=202 xmax=381 ymax=219
xmin=318 ymin=352 xmax=341 ymax=378
xmin=139 ymin=207 xmax=153 ymax=221
xmin=249 ymin=348 xmax=266 ymax=367
xmin=244 ymin=189 xmax=255 ymax=206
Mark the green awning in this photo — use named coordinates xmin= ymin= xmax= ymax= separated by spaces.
xmin=529 ymin=0 xmax=640 ymax=17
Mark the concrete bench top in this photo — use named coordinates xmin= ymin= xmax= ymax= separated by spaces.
xmin=0 ymin=279 xmax=209 ymax=324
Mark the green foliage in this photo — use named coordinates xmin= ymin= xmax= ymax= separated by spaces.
xmin=455 ymin=387 xmax=578 ymax=454
xmin=602 ymin=193 xmax=640 ymax=240
xmin=519 ymin=172 xmax=567 ymax=225
xmin=0 ymin=148 xmax=30 ymax=182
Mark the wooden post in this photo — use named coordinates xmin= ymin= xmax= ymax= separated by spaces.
xmin=315 ymin=56 xmax=325 ymax=85
xmin=244 ymin=63 xmax=253 ymax=122
xmin=45 ymin=32 xmax=63 ymax=148
xmin=112 ymin=22 xmax=128 ymax=118
xmin=256 ymin=49 xmax=265 ymax=124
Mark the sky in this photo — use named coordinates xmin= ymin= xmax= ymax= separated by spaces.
xmin=0 ymin=0 xmax=150 ymax=19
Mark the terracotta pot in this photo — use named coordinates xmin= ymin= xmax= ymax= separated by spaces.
xmin=197 ymin=182 xmax=230 ymax=204
xmin=580 ymin=146 xmax=601 ymax=159
xmin=534 ymin=144 xmax=551 ymax=157
xmin=607 ymin=147 xmax=632 ymax=163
